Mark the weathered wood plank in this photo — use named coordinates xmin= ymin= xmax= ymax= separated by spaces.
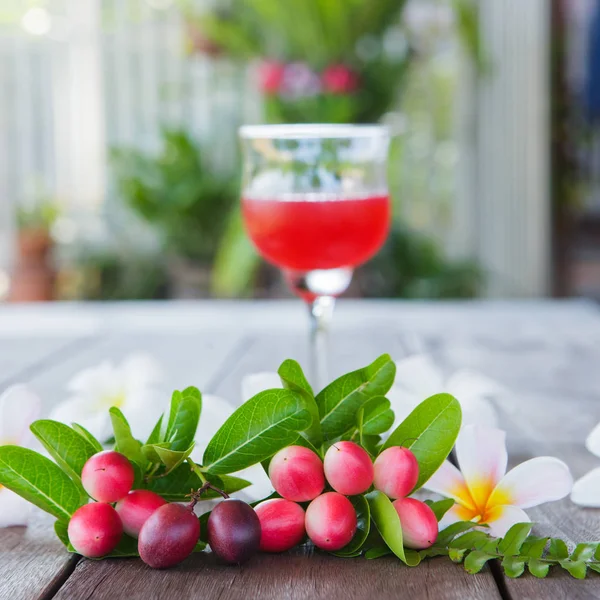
xmin=53 ymin=551 xmax=501 ymax=600
xmin=0 ymin=512 xmax=79 ymax=600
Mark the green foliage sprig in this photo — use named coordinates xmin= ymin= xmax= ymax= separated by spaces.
xmin=0 ymin=353 xmax=596 ymax=579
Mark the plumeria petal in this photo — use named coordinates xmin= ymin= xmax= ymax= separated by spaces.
xmin=459 ymin=397 xmax=499 ymax=429
xmin=0 ymin=385 xmax=41 ymax=444
xmin=49 ymin=399 xmax=111 ymax=441
xmin=0 ymin=487 xmax=32 ymax=527
xmin=241 ymin=372 xmax=281 ymax=401
xmin=194 ymin=395 xmax=235 ymax=453
xmin=423 ymin=460 xmax=476 ymax=510
xmin=393 ymin=354 xmax=445 ymax=398
xmin=585 ymin=422 xmax=600 ymax=459
xmin=488 ymin=457 xmax=573 ymax=509
xmin=483 ymin=504 xmax=531 ymax=538
xmin=571 ymin=467 xmax=600 ymax=507
xmin=456 ymin=425 xmax=507 ymax=512
xmin=119 ymin=354 xmax=162 ymax=388
xmin=437 ymin=502 xmax=477 ymax=531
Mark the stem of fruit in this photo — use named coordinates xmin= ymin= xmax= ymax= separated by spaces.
xmin=188 ymin=482 xmax=230 ymax=510
xmin=187 ymin=458 xmax=208 ymax=485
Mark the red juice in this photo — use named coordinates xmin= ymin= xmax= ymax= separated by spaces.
xmin=242 ymin=194 xmax=391 ymax=272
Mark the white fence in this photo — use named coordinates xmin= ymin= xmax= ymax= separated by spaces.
xmin=0 ymin=0 xmax=551 ymax=297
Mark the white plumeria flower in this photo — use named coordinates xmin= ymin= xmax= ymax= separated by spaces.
xmin=424 ymin=424 xmax=573 ymax=537
xmin=571 ymin=422 xmax=600 ymax=507
xmin=49 ymin=353 xmax=163 ymax=442
xmin=192 ymin=386 xmax=273 ymax=502
xmin=0 ymin=385 xmax=41 ymax=527
xmin=388 ymin=354 xmax=502 ymax=431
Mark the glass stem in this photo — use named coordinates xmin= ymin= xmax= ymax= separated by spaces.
xmin=307 ymin=295 xmax=335 ymax=391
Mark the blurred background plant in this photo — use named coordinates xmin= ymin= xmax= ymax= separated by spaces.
xmin=110 ymin=129 xmax=238 ymax=297
xmin=184 ymin=0 xmax=483 ymax=299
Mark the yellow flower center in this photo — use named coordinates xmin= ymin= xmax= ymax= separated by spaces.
xmin=95 ymin=391 xmax=126 ymax=411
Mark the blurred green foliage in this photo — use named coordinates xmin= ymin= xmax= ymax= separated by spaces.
xmin=192 ymin=0 xmax=409 ymax=124
xmin=111 ymin=129 xmax=237 ymax=264
xmin=357 ymin=225 xmax=482 ymax=298
xmin=17 ymin=201 xmax=60 ymax=232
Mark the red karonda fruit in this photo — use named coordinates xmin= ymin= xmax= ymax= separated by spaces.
xmin=254 ymin=498 xmax=305 ymax=552
xmin=207 ymin=499 xmax=261 ymax=564
xmin=392 ymin=497 xmax=438 ymax=549
xmin=305 ymin=492 xmax=357 ymax=551
xmin=373 ymin=446 xmax=419 ymax=499
xmin=268 ymin=445 xmax=325 ymax=502
xmin=138 ymin=503 xmax=200 ymax=569
xmin=323 ymin=441 xmax=374 ymax=495
xmin=68 ymin=502 xmax=123 ymax=558
xmin=81 ymin=450 xmax=135 ymax=503
xmin=115 ymin=490 xmax=167 ymax=538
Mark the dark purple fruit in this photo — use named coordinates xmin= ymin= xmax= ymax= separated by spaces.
xmin=138 ymin=503 xmax=200 ymax=569
xmin=207 ymin=499 xmax=261 ymax=564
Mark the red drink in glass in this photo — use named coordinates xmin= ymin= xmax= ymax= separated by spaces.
xmin=242 ymin=194 xmax=391 ymax=272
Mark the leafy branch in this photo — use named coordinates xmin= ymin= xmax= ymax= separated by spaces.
xmin=422 ymin=521 xmax=600 ymax=579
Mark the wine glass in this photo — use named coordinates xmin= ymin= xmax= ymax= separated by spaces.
xmin=239 ymin=124 xmax=391 ymax=388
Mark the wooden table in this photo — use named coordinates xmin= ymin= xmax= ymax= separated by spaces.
xmin=2 ymin=300 xmax=600 ymax=600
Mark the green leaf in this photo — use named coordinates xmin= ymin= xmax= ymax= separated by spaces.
xmin=105 ymin=534 xmax=139 ymax=558
xmin=424 ymin=498 xmax=455 ymax=522
xmin=589 ymin=563 xmax=600 ymax=574
xmin=498 ymin=522 xmax=533 ymax=556
xmin=521 ymin=536 xmax=549 ymax=559
xmin=548 ymin=538 xmax=569 ymax=560
xmin=71 ymin=423 xmax=104 ymax=453
xmin=153 ymin=444 xmax=195 ymax=471
xmin=381 ymin=393 xmax=462 ymax=490
xmin=146 ymin=463 xmax=250 ymax=501
xmin=449 ymin=547 xmax=467 ymax=562
xmin=146 ymin=415 xmax=164 ymax=445
xmin=333 ymin=495 xmax=370 ymax=557
xmin=278 ymin=359 xmax=322 ymax=446
xmin=0 ymin=446 xmax=86 ymax=521
xmin=109 ymin=408 xmax=145 ymax=467
xmin=571 ymin=543 xmax=599 ymax=562
xmin=502 ymin=556 xmax=526 ymax=578
xmin=30 ymin=420 xmax=97 ymax=483
xmin=437 ymin=522 xmax=477 ymax=546
xmin=528 ymin=559 xmax=550 ymax=578
xmin=203 ymin=389 xmax=312 ymax=474
xmin=54 ymin=520 xmax=69 ymax=547
xmin=141 ymin=442 xmax=171 ymax=463
xmin=316 ymin=354 xmax=396 ymax=440
xmin=165 ymin=389 xmax=202 ymax=452
xmin=449 ymin=531 xmax=491 ymax=550
xmin=404 ymin=549 xmax=422 ymax=566
xmin=463 ymin=550 xmax=494 ymax=574
xmin=560 ymin=559 xmax=587 ymax=579
xmin=366 ymin=490 xmax=408 ymax=565
xmin=358 ymin=396 xmax=394 ymax=436
xmin=365 ymin=545 xmax=391 ymax=559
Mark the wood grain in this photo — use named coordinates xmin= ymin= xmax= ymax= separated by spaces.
xmin=53 ymin=551 xmax=501 ymax=600
xmin=0 ymin=511 xmax=77 ymax=600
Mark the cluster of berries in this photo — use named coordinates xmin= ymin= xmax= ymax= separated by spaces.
xmin=67 ymin=442 xmax=438 ymax=569
xmin=256 ymin=441 xmax=438 ymax=552
xmin=68 ymin=450 xmax=261 ymax=568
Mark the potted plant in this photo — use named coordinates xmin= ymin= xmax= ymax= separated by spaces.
xmin=9 ymin=201 xmax=59 ymax=302
xmin=111 ymin=129 xmax=237 ymax=298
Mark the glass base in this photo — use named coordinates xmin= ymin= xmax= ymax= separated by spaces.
xmin=284 ymin=267 xmax=353 ymax=301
